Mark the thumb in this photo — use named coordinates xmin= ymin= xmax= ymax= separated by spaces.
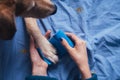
xmin=30 ymin=37 xmax=44 ymax=62
xmin=60 ymin=38 xmax=72 ymax=51
xmin=45 ymin=30 xmax=51 ymax=39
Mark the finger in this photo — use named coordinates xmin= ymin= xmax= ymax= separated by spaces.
xmin=30 ymin=36 xmax=43 ymax=62
xmin=30 ymin=48 xmax=44 ymax=64
xmin=60 ymin=38 xmax=73 ymax=52
xmin=45 ymin=30 xmax=51 ymax=39
xmin=65 ymin=33 xmax=80 ymax=44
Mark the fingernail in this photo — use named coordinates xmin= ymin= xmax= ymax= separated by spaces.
xmin=59 ymin=38 xmax=63 ymax=41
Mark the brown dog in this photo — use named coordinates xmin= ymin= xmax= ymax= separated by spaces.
xmin=0 ymin=0 xmax=58 ymax=63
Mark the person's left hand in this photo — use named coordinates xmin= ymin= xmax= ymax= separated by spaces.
xmin=29 ymin=30 xmax=51 ymax=76
xmin=61 ymin=33 xmax=91 ymax=79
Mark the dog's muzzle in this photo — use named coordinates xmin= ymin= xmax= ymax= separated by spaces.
xmin=50 ymin=4 xmax=57 ymax=15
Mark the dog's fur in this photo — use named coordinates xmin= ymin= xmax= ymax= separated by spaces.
xmin=0 ymin=0 xmax=58 ymax=63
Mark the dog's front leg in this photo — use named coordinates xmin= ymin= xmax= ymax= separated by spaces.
xmin=24 ymin=18 xmax=58 ymax=63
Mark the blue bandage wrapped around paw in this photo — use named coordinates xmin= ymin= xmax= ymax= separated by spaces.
xmin=37 ymin=30 xmax=74 ymax=65
xmin=49 ymin=30 xmax=75 ymax=58
xmin=37 ymin=48 xmax=53 ymax=65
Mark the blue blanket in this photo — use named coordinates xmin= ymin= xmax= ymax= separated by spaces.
xmin=0 ymin=0 xmax=120 ymax=80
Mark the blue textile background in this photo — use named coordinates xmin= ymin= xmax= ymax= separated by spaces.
xmin=0 ymin=0 xmax=120 ymax=80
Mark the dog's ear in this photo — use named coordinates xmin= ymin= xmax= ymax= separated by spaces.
xmin=0 ymin=1 xmax=16 ymax=40
xmin=0 ymin=17 xmax=16 ymax=40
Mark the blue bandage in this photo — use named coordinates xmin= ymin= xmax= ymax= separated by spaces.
xmin=37 ymin=30 xmax=74 ymax=65
xmin=37 ymin=48 xmax=53 ymax=65
xmin=49 ymin=30 xmax=74 ymax=57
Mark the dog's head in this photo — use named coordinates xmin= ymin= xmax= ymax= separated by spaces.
xmin=0 ymin=0 xmax=57 ymax=40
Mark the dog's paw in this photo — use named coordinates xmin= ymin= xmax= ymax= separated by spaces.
xmin=24 ymin=18 xmax=58 ymax=64
xmin=37 ymin=36 xmax=58 ymax=64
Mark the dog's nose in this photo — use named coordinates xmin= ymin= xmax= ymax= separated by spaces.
xmin=50 ymin=4 xmax=57 ymax=15
xmin=0 ymin=16 xmax=16 ymax=40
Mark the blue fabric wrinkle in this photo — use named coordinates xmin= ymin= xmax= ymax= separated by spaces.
xmin=0 ymin=0 xmax=120 ymax=80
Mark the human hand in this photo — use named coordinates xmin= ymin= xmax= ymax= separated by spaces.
xmin=29 ymin=30 xmax=51 ymax=76
xmin=61 ymin=33 xmax=91 ymax=79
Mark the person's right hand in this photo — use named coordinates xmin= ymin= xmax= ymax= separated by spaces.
xmin=61 ymin=33 xmax=92 ymax=79
xmin=29 ymin=30 xmax=51 ymax=76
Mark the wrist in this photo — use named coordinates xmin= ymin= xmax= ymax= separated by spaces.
xmin=78 ymin=64 xmax=92 ymax=79
xmin=32 ymin=65 xmax=47 ymax=76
